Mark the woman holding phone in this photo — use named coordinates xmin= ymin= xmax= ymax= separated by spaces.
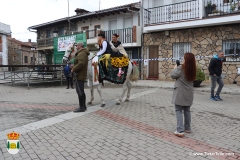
xmin=171 ymin=53 xmax=196 ymax=137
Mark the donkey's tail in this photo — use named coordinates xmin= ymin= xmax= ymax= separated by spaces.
xmin=129 ymin=63 xmax=139 ymax=82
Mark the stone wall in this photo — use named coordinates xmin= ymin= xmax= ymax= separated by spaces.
xmin=143 ymin=23 xmax=240 ymax=84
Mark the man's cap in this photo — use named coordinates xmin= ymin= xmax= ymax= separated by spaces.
xmin=76 ymin=42 xmax=84 ymax=47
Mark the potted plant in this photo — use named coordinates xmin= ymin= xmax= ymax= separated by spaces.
xmin=230 ymin=3 xmax=237 ymax=12
xmin=193 ymin=66 xmax=206 ymax=87
xmin=205 ymin=1 xmax=215 ymax=16
xmin=211 ymin=9 xmax=220 ymax=15
xmin=212 ymin=4 xmax=217 ymax=10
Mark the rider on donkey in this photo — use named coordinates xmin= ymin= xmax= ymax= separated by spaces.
xmin=96 ymin=33 xmax=112 ymax=57
xmin=96 ymin=33 xmax=112 ymax=70
xmin=109 ymin=33 xmax=128 ymax=77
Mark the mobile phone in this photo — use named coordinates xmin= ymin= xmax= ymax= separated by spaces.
xmin=176 ymin=60 xmax=180 ymax=66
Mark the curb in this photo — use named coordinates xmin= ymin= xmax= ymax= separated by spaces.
xmin=132 ymin=84 xmax=240 ymax=95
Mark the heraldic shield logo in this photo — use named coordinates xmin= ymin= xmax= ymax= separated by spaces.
xmin=7 ymin=131 xmax=20 ymax=154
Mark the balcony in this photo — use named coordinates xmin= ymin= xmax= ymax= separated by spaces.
xmin=103 ymin=26 xmax=141 ymax=47
xmin=36 ymin=26 xmax=141 ymax=49
xmin=0 ymin=22 xmax=11 ymax=35
xmin=144 ymin=0 xmax=201 ymax=26
xmin=144 ymin=0 xmax=240 ymax=31
xmin=204 ymin=0 xmax=240 ymax=17
xmin=37 ymin=38 xmax=54 ymax=49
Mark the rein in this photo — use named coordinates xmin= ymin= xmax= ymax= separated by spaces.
xmin=88 ymin=54 xmax=97 ymax=62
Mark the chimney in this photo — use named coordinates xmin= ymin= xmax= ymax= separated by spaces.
xmin=28 ymin=39 xmax=31 ymax=43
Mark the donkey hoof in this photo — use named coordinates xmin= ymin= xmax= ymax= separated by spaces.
xmin=125 ymin=99 xmax=130 ymax=102
xmin=87 ymin=102 xmax=92 ymax=105
xmin=101 ymin=104 xmax=105 ymax=107
xmin=116 ymin=102 xmax=120 ymax=105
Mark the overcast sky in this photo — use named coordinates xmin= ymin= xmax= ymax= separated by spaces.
xmin=0 ymin=0 xmax=139 ymax=42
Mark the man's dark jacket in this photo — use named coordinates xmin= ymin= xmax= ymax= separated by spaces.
xmin=208 ymin=55 xmax=223 ymax=76
xmin=72 ymin=48 xmax=90 ymax=81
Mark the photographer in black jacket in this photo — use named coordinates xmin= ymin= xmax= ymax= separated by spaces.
xmin=208 ymin=51 xmax=224 ymax=101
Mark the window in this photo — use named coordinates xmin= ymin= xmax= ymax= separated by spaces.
xmin=223 ymin=40 xmax=240 ymax=57
xmin=30 ymin=57 xmax=33 ymax=63
xmin=94 ymin=25 xmax=101 ymax=37
xmin=0 ymin=36 xmax=2 ymax=52
xmin=13 ymin=56 xmax=17 ymax=61
xmin=172 ymin=42 xmax=191 ymax=60
xmin=82 ymin=26 xmax=89 ymax=39
xmin=24 ymin=56 xmax=28 ymax=63
xmin=109 ymin=20 xmax=117 ymax=30
xmin=59 ymin=27 xmax=64 ymax=36
xmin=124 ymin=17 xmax=133 ymax=28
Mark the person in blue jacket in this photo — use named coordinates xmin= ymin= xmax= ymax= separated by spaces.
xmin=64 ymin=62 xmax=74 ymax=89
xmin=208 ymin=51 xmax=224 ymax=101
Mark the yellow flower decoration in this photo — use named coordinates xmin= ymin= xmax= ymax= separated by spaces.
xmin=110 ymin=57 xmax=129 ymax=68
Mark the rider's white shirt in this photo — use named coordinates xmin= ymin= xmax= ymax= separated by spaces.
xmin=96 ymin=41 xmax=107 ymax=56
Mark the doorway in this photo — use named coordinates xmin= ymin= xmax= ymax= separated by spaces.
xmin=82 ymin=26 xmax=89 ymax=39
xmin=148 ymin=46 xmax=159 ymax=79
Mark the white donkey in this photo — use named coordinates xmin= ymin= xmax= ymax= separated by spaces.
xmin=62 ymin=44 xmax=139 ymax=107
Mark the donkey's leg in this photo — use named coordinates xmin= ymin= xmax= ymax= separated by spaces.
xmin=97 ymin=83 xmax=105 ymax=107
xmin=116 ymin=80 xmax=128 ymax=105
xmin=87 ymin=79 xmax=94 ymax=105
xmin=125 ymin=80 xmax=132 ymax=102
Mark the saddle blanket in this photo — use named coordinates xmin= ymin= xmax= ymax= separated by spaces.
xmin=99 ymin=55 xmax=128 ymax=84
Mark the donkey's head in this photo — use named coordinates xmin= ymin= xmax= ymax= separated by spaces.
xmin=62 ymin=44 xmax=77 ymax=64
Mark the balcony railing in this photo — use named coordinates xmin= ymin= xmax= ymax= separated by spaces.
xmin=204 ymin=0 xmax=240 ymax=17
xmin=103 ymin=28 xmax=133 ymax=44
xmin=76 ymin=29 xmax=99 ymax=39
xmin=144 ymin=0 xmax=200 ymax=26
xmin=37 ymin=38 xmax=54 ymax=48
xmin=144 ymin=0 xmax=240 ymax=26
xmin=36 ymin=27 xmax=135 ymax=48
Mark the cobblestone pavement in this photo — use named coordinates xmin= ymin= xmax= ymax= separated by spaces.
xmin=0 ymin=83 xmax=148 ymax=132
xmin=0 ymin=83 xmax=239 ymax=160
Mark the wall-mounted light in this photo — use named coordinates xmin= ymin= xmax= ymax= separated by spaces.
xmin=83 ymin=20 xmax=85 ymax=23
xmin=165 ymin=30 xmax=170 ymax=37
xmin=90 ymin=20 xmax=92 ymax=26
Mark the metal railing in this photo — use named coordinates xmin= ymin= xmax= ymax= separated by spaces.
xmin=144 ymin=0 xmax=200 ymax=25
xmin=36 ymin=27 xmax=134 ymax=48
xmin=37 ymin=38 xmax=54 ymax=48
xmin=223 ymin=39 xmax=240 ymax=62
xmin=0 ymin=65 xmax=65 ymax=89
xmin=103 ymin=28 xmax=133 ymax=44
xmin=204 ymin=0 xmax=240 ymax=17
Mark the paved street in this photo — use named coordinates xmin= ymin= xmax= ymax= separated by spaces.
xmin=0 ymin=81 xmax=239 ymax=160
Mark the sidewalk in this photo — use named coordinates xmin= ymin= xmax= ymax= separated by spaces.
xmin=132 ymin=80 xmax=240 ymax=95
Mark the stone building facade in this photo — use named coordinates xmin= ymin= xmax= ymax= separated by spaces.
xmin=143 ymin=23 xmax=240 ymax=84
xmin=8 ymin=37 xmax=37 ymax=70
